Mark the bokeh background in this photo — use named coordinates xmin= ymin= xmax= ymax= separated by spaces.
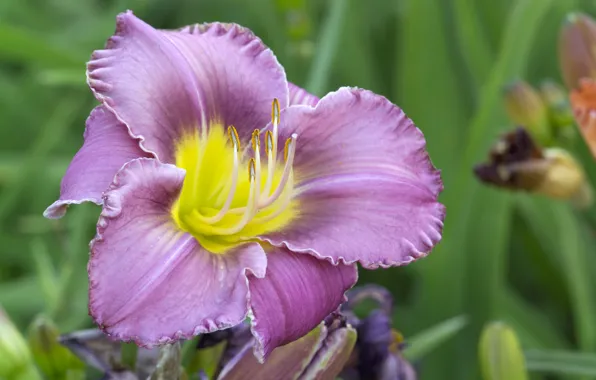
xmin=2 ymin=0 xmax=596 ymax=378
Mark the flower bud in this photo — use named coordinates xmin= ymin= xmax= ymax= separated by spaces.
xmin=539 ymin=80 xmax=575 ymax=133
xmin=217 ymin=318 xmax=356 ymax=380
xmin=503 ymin=81 xmax=551 ymax=144
xmin=479 ymin=322 xmax=528 ymax=380
xmin=0 ymin=307 xmax=41 ymax=380
xmin=558 ymin=13 xmax=596 ymax=90
xmin=27 ymin=315 xmax=84 ymax=379
xmin=570 ymin=78 xmax=596 ymax=158
xmin=474 ymin=128 xmax=591 ymax=207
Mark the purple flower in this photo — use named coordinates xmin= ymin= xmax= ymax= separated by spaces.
xmin=44 ymin=12 xmax=444 ymax=360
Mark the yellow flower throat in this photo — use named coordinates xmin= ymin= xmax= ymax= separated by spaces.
xmin=171 ymin=99 xmax=297 ymax=253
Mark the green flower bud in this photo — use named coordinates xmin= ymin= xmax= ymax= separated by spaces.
xmin=479 ymin=322 xmax=527 ymax=380
xmin=0 ymin=307 xmax=41 ymax=380
xmin=503 ymin=81 xmax=551 ymax=145
xmin=539 ymin=80 xmax=575 ymax=134
xmin=27 ymin=315 xmax=84 ymax=380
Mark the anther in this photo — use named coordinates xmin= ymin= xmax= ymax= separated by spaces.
xmin=251 ymin=129 xmax=260 ymax=152
xmin=249 ymin=158 xmax=256 ymax=180
xmin=259 ymin=133 xmax=297 ymax=208
xmin=265 ymin=130 xmax=274 ymax=156
xmin=272 ymin=98 xmax=280 ymax=127
xmin=228 ymin=126 xmax=240 ymax=152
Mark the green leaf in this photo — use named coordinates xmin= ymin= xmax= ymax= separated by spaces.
xmin=0 ymin=24 xmax=85 ymax=67
xmin=403 ymin=315 xmax=468 ymax=361
xmin=525 ymin=350 xmax=596 ymax=377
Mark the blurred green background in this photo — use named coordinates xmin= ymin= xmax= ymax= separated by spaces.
xmin=3 ymin=0 xmax=596 ymax=378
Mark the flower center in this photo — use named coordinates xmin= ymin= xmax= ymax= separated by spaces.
xmin=171 ymin=99 xmax=297 ymax=253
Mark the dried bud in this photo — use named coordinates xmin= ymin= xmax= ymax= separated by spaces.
xmin=0 ymin=307 xmax=41 ymax=380
xmin=558 ymin=13 xmax=596 ymax=89
xmin=503 ymin=81 xmax=551 ymax=144
xmin=474 ymin=128 xmax=591 ymax=207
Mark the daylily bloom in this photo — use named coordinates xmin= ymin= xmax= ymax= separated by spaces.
xmin=44 ymin=11 xmax=444 ymax=360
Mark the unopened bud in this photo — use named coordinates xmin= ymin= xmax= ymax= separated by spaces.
xmin=558 ymin=13 xmax=596 ymax=89
xmin=28 ymin=316 xmax=84 ymax=379
xmin=570 ymin=78 xmax=596 ymax=159
xmin=0 ymin=307 xmax=41 ymax=380
xmin=503 ymin=81 xmax=551 ymax=144
xmin=538 ymin=80 xmax=575 ymax=133
xmin=479 ymin=322 xmax=528 ymax=380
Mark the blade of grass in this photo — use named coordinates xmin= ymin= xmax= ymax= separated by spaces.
xmin=305 ymin=0 xmax=348 ymax=95
xmin=452 ymin=0 xmax=494 ymax=88
xmin=0 ymin=96 xmax=86 ymax=222
xmin=517 ymin=196 xmax=596 ymax=351
xmin=394 ymin=0 xmax=472 ymax=377
xmin=498 ymin=287 xmax=570 ymax=350
xmin=435 ymin=1 xmax=555 ymax=378
xmin=403 ymin=315 xmax=469 ymax=361
xmin=526 ymin=350 xmax=596 ymax=377
xmin=0 ymin=24 xmax=85 ymax=67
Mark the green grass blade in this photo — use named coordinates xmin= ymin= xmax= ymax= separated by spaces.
xmin=526 ymin=350 xmax=596 ymax=377
xmin=403 ymin=315 xmax=469 ymax=361
xmin=305 ymin=0 xmax=348 ymax=95
xmin=452 ymin=0 xmax=494 ymax=87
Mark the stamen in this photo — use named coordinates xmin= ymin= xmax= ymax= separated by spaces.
xmin=265 ymin=130 xmax=274 ymax=156
xmin=198 ymin=127 xmax=240 ymax=225
xmin=261 ymin=130 xmax=276 ymax=200
xmin=262 ymin=99 xmax=280 ymax=200
xmin=253 ymin=172 xmax=294 ymax=224
xmin=259 ymin=133 xmax=297 ymax=209
xmin=228 ymin=125 xmax=240 ymax=152
xmin=252 ymin=130 xmax=262 ymax=196
xmin=197 ymin=159 xmax=259 ymax=235
xmin=271 ymin=98 xmax=280 ymax=128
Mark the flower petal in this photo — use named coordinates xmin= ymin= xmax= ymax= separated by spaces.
xmin=44 ymin=107 xmax=149 ymax=219
xmin=248 ymin=248 xmax=357 ymax=360
xmin=570 ymin=78 xmax=596 ymax=158
xmin=218 ymin=324 xmax=326 ymax=380
xmin=88 ymin=12 xmax=288 ymax=162
xmin=289 ymin=82 xmax=319 ymax=106
xmin=166 ymin=23 xmax=289 ymax=141
xmin=89 ymin=158 xmax=267 ymax=347
xmin=263 ymin=87 xmax=445 ymax=268
xmin=87 ymin=11 xmax=203 ymax=162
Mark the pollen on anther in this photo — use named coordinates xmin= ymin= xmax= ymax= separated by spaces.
xmin=251 ymin=129 xmax=260 ymax=151
xmin=227 ymin=126 xmax=240 ymax=152
xmin=248 ymin=158 xmax=256 ymax=180
xmin=272 ymin=98 xmax=280 ymax=125
xmin=283 ymin=137 xmax=292 ymax=161
xmin=265 ymin=131 xmax=274 ymax=155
